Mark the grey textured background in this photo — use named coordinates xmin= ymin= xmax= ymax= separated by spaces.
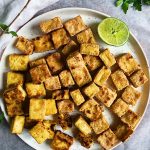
xmin=0 ymin=0 xmax=150 ymax=150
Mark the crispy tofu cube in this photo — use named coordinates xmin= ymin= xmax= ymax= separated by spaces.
xmin=95 ymin=86 xmax=117 ymax=107
xmin=90 ymin=115 xmax=109 ymax=134
xmin=33 ymin=34 xmax=54 ymax=52
xmin=52 ymin=28 xmax=70 ymax=49
xmin=79 ymin=99 xmax=102 ymax=121
xmin=83 ymin=55 xmax=102 ymax=71
xmin=83 ymin=82 xmax=99 ymax=98
xmin=70 ymin=89 xmax=85 ymax=106
xmin=130 ymin=70 xmax=148 ymax=87
xmin=24 ymin=116 xmax=38 ymax=129
xmin=67 ymin=51 xmax=92 ymax=87
xmin=7 ymin=72 xmax=24 ymax=87
xmin=45 ymin=99 xmax=57 ymax=115
xmin=46 ymin=52 xmax=64 ymax=74
xmin=4 ymin=85 xmax=26 ymax=104
xmin=59 ymin=70 xmax=75 ymax=87
xmin=29 ymin=58 xmax=46 ymax=68
xmin=40 ymin=17 xmax=63 ymax=33
xmin=57 ymin=100 xmax=74 ymax=114
xmin=52 ymin=90 xmax=70 ymax=100
xmin=94 ymin=66 xmax=111 ymax=86
xmin=64 ymin=15 xmax=87 ymax=36
xmin=11 ymin=116 xmax=25 ymax=134
xmin=111 ymin=70 xmax=129 ymax=91
xmin=44 ymin=76 xmax=61 ymax=90
xmin=76 ymin=28 xmax=96 ymax=44
xmin=117 ymin=53 xmax=140 ymax=76
xmin=121 ymin=110 xmax=140 ymax=129
xmin=97 ymin=128 xmax=119 ymax=150
xmin=30 ymin=64 xmax=51 ymax=83
xmin=122 ymin=85 xmax=141 ymax=105
xmin=51 ymin=130 xmax=74 ymax=150
xmin=75 ymin=116 xmax=92 ymax=135
xmin=99 ymin=49 xmax=116 ymax=67
xmin=25 ymin=83 xmax=46 ymax=98
xmin=9 ymin=54 xmax=29 ymax=71
xmin=111 ymin=98 xmax=129 ymax=117
xmin=29 ymin=99 xmax=46 ymax=120
xmin=16 ymin=36 xmax=34 ymax=54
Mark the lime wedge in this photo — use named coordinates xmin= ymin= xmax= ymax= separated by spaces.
xmin=98 ymin=17 xmax=129 ymax=46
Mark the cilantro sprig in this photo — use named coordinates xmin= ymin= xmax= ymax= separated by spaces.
xmin=0 ymin=112 xmax=4 ymax=124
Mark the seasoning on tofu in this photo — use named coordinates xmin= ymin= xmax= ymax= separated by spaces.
xmin=29 ymin=58 xmax=46 ymax=68
xmin=52 ymin=90 xmax=70 ymax=100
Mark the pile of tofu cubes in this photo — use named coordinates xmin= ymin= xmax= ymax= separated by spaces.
xmin=3 ymin=16 xmax=148 ymax=150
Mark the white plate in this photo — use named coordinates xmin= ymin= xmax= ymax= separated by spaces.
xmin=0 ymin=8 xmax=149 ymax=150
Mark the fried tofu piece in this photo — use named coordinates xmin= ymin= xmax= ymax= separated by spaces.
xmin=40 ymin=17 xmax=63 ymax=33
xmin=76 ymin=28 xmax=96 ymax=44
xmin=9 ymin=54 xmax=29 ymax=71
xmin=90 ymin=115 xmax=109 ymax=134
xmin=45 ymin=99 xmax=57 ymax=115
xmin=79 ymin=99 xmax=102 ymax=121
xmin=57 ymin=100 xmax=74 ymax=114
xmin=30 ymin=64 xmax=51 ymax=83
xmin=29 ymin=99 xmax=46 ymax=120
xmin=111 ymin=98 xmax=129 ymax=117
xmin=51 ymin=130 xmax=74 ymax=150
xmin=52 ymin=90 xmax=70 ymax=100
xmin=59 ymin=70 xmax=75 ymax=87
xmin=97 ymin=128 xmax=119 ymax=150
xmin=70 ymin=89 xmax=85 ymax=106
xmin=94 ymin=66 xmax=111 ymax=86
xmin=111 ymin=70 xmax=129 ymax=91
xmin=122 ymin=85 xmax=141 ymax=105
xmin=75 ymin=116 xmax=92 ymax=135
xmin=130 ymin=70 xmax=148 ymax=87
xmin=83 ymin=55 xmax=102 ymax=71
xmin=7 ymin=72 xmax=24 ymax=87
xmin=29 ymin=58 xmax=46 ymax=68
xmin=117 ymin=53 xmax=140 ymax=76
xmin=95 ymin=86 xmax=117 ymax=107
xmin=64 ymin=15 xmax=87 ymax=36
xmin=25 ymin=83 xmax=46 ymax=98
xmin=99 ymin=49 xmax=116 ymax=67
xmin=83 ymin=82 xmax=99 ymax=98
xmin=46 ymin=52 xmax=64 ymax=74
xmin=44 ymin=76 xmax=61 ymax=90
xmin=121 ymin=110 xmax=140 ymax=129
xmin=16 ymin=36 xmax=34 ymax=54
xmin=24 ymin=116 xmax=38 ymax=129
xmin=67 ymin=51 xmax=92 ymax=87
xmin=33 ymin=34 xmax=54 ymax=52
xmin=52 ymin=28 xmax=70 ymax=49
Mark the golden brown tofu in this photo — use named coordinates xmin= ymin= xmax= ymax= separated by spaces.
xmin=51 ymin=130 xmax=74 ymax=150
xmin=122 ymin=85 xmax=141 ymax=105
xmin=76 ymin=28 xmax=96 ymax=44
xmin=52 ymin=90 xmax=70 ymax=100
xmin=94 ymin=66 xmax=111 ymax=86
xmin=29 ymin=58 xmax=46 ymax=68
xmin=90 ymin=115 xmax=109 ymax=134
xmin=111 ymin=70 xmax=129 ymax=91
xmin=52 ymin=28 xmax=70 ymax=49
xmin=25 ymin=83 xmax=46 ymax=98
xmin=45 ymin=99 xmax=57 ymax=115
xmin=40 ymin=17 xmax=63 ymax=33
xmin=11 ymin=116 xmax=25 ymax=134
xmin=99 ymin=49 xmax=116 ymax=67
xmin=57 ymin=100 xmax=74 ymax=114
xmin=46 ymin=52 xmax=64 ymax=74
xmin=117 ymin=53 xmax=140 ymax=76
xmin=75 ymin=116 xmax=92 ymax=135
xmin=30 ymin=64 xmax=51 ymax=83
xmin=130 ymin=70 xmax=148 ymax=87
xmin=64 ymin=15 xmax=87 ymax=36
xmin=70 ymin=89 xmax=85 ymax=106
xmin=24 ymin=116 xmax=38 ymax=129
xmin=110 ymin=98 xmax=129 ymax=117
xmin=67 ymin=51 xmax=92 ymax=87
xmin=97 ymin=128 xmax=119 ymax=150
xmin=95 ymin=86 xmax=117 ymax=107
xmin=16 ymin=36 xmax=34 ymax=54
xmin=9 ymin=54 xmax=29 ymax=71
xmin=59 ymin=70 xmax=75 ymax=87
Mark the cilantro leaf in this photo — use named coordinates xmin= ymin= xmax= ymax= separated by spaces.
xmin=116 ymin=0 xmax=124 ymax=6
xmin=143 ymin=0 xmax=150 ymax=5
xmin=0 ymin=112 xmax=4 ymax=123
xmin=133 ymin=0 xmax=142 ymax=11
xmin=122 ymin=1 xmax=129 ymax=14
xmin=0 ymin=23 xmax=9 ymax=32
xmin=9 ymin=31 xmax=18 ymax=37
